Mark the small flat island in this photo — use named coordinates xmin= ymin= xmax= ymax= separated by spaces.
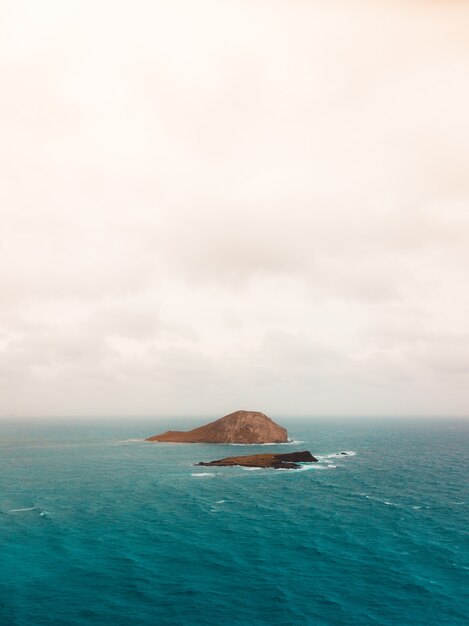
xmin=146 ymin=410 xmax=288 ymax=444
xmin=197 ymin=450 xmax=318 ymax=470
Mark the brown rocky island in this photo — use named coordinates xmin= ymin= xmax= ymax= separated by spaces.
xmin=146 ymin=410 xmax=288 ymax=444
xmin=198 ymin=450 xmax=318 ymax=470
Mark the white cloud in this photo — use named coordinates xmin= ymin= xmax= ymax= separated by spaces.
xmin=1 ymin=0 xmax=468 ymax=417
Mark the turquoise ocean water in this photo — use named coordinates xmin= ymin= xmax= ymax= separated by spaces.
xmin=1 ymin=418 xmax=468 ymax=626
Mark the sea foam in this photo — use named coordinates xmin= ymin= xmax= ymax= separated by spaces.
xmin=191 ymin=472 xmax=217 ymax=477
xmin=8 ymin=507 xmax=36 ymax=513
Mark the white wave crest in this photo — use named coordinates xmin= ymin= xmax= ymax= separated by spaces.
xmin=9 ymin=507 xmax=36 ymax=512
xmin=299 ymin=463 xmax=337 ymax=471
xmin=191 ymin=472 xmax=216 ymax=477
xmin=114 ymin=439 xmax=145 ymax=444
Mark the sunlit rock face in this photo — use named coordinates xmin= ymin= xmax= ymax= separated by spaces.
xmin=146 ymin=410 xmax=289 ymax=444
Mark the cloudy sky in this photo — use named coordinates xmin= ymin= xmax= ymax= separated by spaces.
xmin=1 ymin=0 xmax=468 ymax=419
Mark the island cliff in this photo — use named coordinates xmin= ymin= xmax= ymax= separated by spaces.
xmin=146 ymin=410 xmax=288 ymax=444
xmin=197 ymin=450 xmax=318 ymax=470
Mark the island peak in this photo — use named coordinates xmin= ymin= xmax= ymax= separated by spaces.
xmin=146 ymin=410 xmax=288 ymax=444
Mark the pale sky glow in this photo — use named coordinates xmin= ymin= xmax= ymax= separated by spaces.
xmin=1 ymin=0 xmax=469 ymax=418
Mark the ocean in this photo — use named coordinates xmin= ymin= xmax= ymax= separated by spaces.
xmin=1 ymin=418 xmax=468 ymax=626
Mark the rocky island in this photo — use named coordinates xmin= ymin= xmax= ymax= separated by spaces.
xmin=197 ymin=450 xmax=318 ymax=470
xmin=146 ymin=410 xmax=288 ymax=444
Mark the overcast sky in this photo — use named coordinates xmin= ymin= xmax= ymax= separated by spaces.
xmin=1 ymin=0 xmax=468 ymax=419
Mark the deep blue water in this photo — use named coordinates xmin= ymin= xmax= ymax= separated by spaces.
xmin=1 ymin=418 xmax=468 ymax=626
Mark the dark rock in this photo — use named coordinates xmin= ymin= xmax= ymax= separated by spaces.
xmin=197 ymin=450 xmax=318 ymax=470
